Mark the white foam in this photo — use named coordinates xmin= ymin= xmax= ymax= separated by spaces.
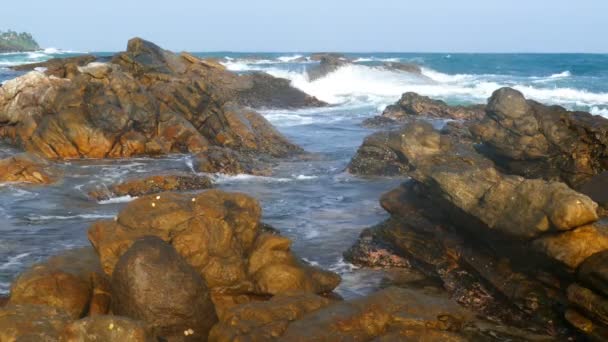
xmin=295 ymin=174 xmax=318 ymax=180
xmin=277 ymin=55 xmax=303 ymax=62
xmin=213 ymin=174 xmax=292 ymax=183
xmin=591 ymin=106 xmax=608 ymax=117
xmin=98 ymin=195 xmax=137 ymax=204
xmin=26 ymin=214 xmax=115 ymax=221
xmin=0 ymin=253 xmax=31 ymax=271
xmin=549 ymin=70 xmax=572 ymax=79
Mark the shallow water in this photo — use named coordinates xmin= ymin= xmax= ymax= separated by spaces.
xmin=1 ymin=50 xmax=608 ymax=297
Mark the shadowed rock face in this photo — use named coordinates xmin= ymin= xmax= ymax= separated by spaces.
xmin=471 ymin=87 xmax=608 ymax=187
xmin=111 ymin=236 xmax=217 ymax=340
xmin=0 ymin=38 xmax=321 ymax=161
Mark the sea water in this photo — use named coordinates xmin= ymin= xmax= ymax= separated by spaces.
xmin=1 ymin=50 xmax=607 ymax=296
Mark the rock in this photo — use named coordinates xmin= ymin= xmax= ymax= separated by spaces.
xmin=0 ymin=153 xmax=59 ymax=184
xmin=88 ymin=173 xmax=213 ymax=201
xmin=373 ymin=92 xmax=486 ymax=124
xmin=347 ymin=127 xmax=415 ymax=176
xmin=578 ymin=250 xmax=608 ymax=297
xmin=360 ymin=115 xmax=398 ymax=128
xmin=0 ymin=304 xmax=71 ymax=341
xmin=578 ymin=171 xmax=608 ymax=212
xmin=9 ymin=247 xmax=110 ymax=319
xmin=306 ymin=53 xmax=350 ymax=81
xmin=88 ymin=190 xmax=340 ymax=305
xmin=382 ymin=62 xmax=422 ymax=74
xmin=0 ymin=38 xmax=310 ymax=163
xmin=470 ymin=87 xmax=608 ymax=187
xmin=533 ymin=220 xmax=608 ymax=269
xmin=565 ymin=309 xmax=608 ymax=341
xmin=111 ymin=236 xmax=217 ymax=340
xmin=279 ymin=287 xmax=474 ymax=341
xmin=567 ymin=284 xmax=608 ymax=325
xmin=343 ymin=226 xmax=410 ymax=268
xmin=208 ymin=292 xmax=332 ymax=341
xmin=60 ymin=315 xmax=155 ymax=342
xmin=10 ymin=55 xmax=104 ymax=77
xmin=193 ymin=146 xmax=272 ymax=175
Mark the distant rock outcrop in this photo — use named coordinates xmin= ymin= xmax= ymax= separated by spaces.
xmin=0 ymin=30 xmax=39 ymax=53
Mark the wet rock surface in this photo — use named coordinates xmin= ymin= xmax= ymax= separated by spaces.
xmin=111 ymin=236 xmax=217 ymax=340
xmin=471 ymin=87 xmax=608 ymax=187
xmin=88 ymin=173 xmax=213 ymax=201
xmin=8 ymin=247 xmax=110 ymax=319
xmin=60 ymin=315 xmax=155 ymax=342
xmin=0 ymin=38 xmax=313 ymax=163
xmin=0 ymin=152 xmax=60 ymax=184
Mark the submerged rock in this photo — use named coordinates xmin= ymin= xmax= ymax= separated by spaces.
xmin=471 ymin=87 xmax=608 ymax=187
xmin=88 ymin=173 xmax=213 ymax=201
xmin=0 ymin=38 xmax=314 ymax=163
xmin=111 ymin=236 xmax=217 ymax=340
xmin=306 ymin=53 xmax=350 ymax=81
xmin=193 ymin=146 xmax=272 ymax=175
xmin=9 ymin=247 xmax=110 ymax=319
xmin=0 ymin=153 xmax=60 ymax=184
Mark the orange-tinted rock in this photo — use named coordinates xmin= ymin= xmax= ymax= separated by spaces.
xmin=60 ymin=315 xmax=155 ymax=342
xmin=0 ymin=153 xmax=59 ymax=184
xmin=9 ymin=247 xmax=110 ymax=319
xmin=88 ymin=190 xmax=340 ymax=303
xmin=0 ymin=304 xmax=71 ymax=341
xmin=88 ymin=173 xmax=213 ymax=201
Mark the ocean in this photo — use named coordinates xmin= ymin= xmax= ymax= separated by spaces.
xmin=1 ymin=50 xmax=608 ymax=297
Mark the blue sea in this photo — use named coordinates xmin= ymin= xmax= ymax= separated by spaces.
xmin=1 ymin=49 xmax=608 ymax=296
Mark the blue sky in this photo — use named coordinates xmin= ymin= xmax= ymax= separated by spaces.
xmin=2 ymin=0 xmax=606 ymax=52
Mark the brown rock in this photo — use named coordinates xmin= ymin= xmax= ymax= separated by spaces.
xmin=578 ymin=250 xmax=608 ymax=297
xmin=193 ymin=146 xmax=272 ymax=175
xmin=60 ymin=315 xmax=155 ymax=342
xmin=88 ymin=190 xmax=340 ymax=303
xmin=382 ymin=92 xmax=486 ymax=121
xmin=0 ymin=38 xmax=308 ymax=162
xmin=9 ymin=247 xmax=110 ymax=319
xmin=0 ymin=304 xmax=71 ymax=341
xmin=10 ymin=55 xmax=103 ymax=77
xmin=533 ymin=220 xmax=608 ymax=269
xmin=88 ymin=173 xmax=213 ymax=201
xmin=279 ymin=287 xmax=473 ymax=341
xmin=471 ymin=87 xmax=608 ymax=187
xmin=208 ymin=292 xmax=331 ymax=342
xmin=565 ymin=309 xmax=608 ymax=341
xmin=0 ymin=153 xmax=59 ymax=184
xmin=567 ymin=284 xmax=608 ymax=325
xmin=111 ymin=236 xmax=217 ymax=340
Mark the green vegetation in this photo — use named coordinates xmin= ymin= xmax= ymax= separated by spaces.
xmin=0 ymin=30 xmax=40 ymax=53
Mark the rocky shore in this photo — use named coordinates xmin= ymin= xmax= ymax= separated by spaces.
xmin=2 ymin=40 xmax=608 ymax=341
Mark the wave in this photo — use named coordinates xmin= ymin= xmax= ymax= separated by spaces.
xmin=277 ymin=54 xmax=303 ymax=62
xmin=98 ymin=195 xmax=137 ymax=204
xmin=25 ymin=213 xmax=115 ymax=221
xmin=251 ymin=62 xmax=608 ymax=110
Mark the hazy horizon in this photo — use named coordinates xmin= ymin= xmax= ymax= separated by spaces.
xmin=2 ymin=0 xmax=607 ymax=53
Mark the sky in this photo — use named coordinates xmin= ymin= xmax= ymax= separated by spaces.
xmin=2 ymin=0 xmax=607 ymax=53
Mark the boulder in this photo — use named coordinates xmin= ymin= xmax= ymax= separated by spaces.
xmin=88 ymin=173 xmax=213 ymax=201
xmin=208 ymin=292 xmax=332 ymax=341
xmin=279 ymin=287 xmax=474 ymax=341
xmin=306 ymin=53 xmax=350 ymax=81
xmin=0 ymin=38 xmax=311 ymax=163
xmin=567 ymin=284 xmax=608 ymax=326
xmin=578 ymin=250 xmax=608 ymax=297
xmin=9 ymin=247 xmax=110 ymax=319
xmin=60 ymin=315 xmax=155 ymax=342
xmin=532 ymin=220 xmax=608 ymax=269
xmin=193 ymin=146 xmax=272 ymax=175
xmin=10 ymin=55 xmax=108 ymax=78
xmin=111 ymin=236 xmax=217 ymax=340
xmin=470 ymin=87 xmax=608 ymax=187
xmin=382 ymin=92 xmax=486 ymax=121
xmin=0 ymin=153 xmax=59 ymax=184
xmin=88 ymin=190 xmax=340 ymax=305
xmin=0 ymin=304 xmax=71 ymax=341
